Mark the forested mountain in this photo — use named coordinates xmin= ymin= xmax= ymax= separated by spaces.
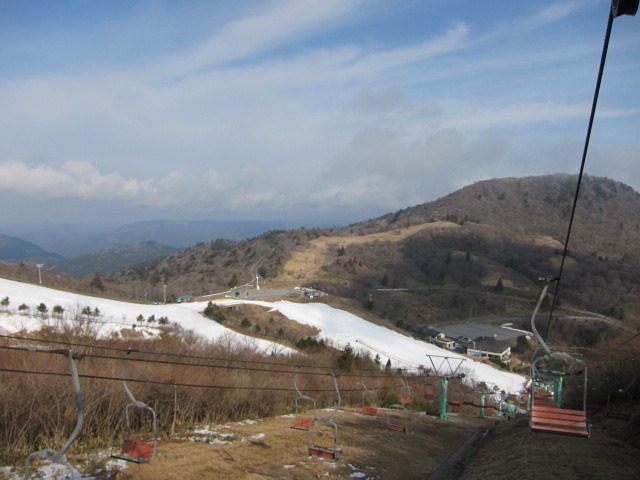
xmin=47 ymin=241 xmax=177 ymax=276
xmin=104 ymin=174 xmax=640 ymax=348
xmin=350 ymin=174 xmax=640 ymax=261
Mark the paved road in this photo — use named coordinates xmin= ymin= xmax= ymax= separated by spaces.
xmin=197 ymin=287 xmax=324 ymax=302
xmin=434 ymin=320 xmax=530 ymax=342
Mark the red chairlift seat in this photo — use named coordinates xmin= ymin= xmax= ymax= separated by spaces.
xmin=530 ymin=404 xmax=590 ymax=438
xmin=292 ymin=417 xmax=315 ymax=430
xmin=361 ymin=406 xmax=378 ymax=416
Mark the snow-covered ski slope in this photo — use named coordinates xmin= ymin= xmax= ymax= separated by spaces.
xmin=0 ymin=278 xmax=526 ymax=394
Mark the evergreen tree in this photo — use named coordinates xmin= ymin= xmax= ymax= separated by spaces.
xmin=337 ymin=343 xmax=357 ymax=370
xmin=204 ymin=301 xmax=216 ymax=319
xmin=90 ymin=274 xmax=104 ymax=291
xmin=36 ymin=303 xmax=48 ymax=315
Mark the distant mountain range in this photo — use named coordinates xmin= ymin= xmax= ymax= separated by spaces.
xmin=0 ymin=219 xmax=295 ymax=276
xmin=46 ymin=241 xmax=178 ymax=276
xmin=2 ymin=219 xmax=293 ymax=258
xmin=0 ymin=234 xmax=64 ymax=262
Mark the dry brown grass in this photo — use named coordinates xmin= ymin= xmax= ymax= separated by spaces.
xmin=117 ymin=409 xmax=491 ymax=480
xmin=274 ymin=222 xmax=458 ymax=286
xmin=113 ymin=407 xmax=640 ymax=480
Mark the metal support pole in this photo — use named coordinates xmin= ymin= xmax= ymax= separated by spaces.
xmin=554 ymin=376 xmax=563 ymax=408
xmin=439 ymin=378 xmax=448 ymax=420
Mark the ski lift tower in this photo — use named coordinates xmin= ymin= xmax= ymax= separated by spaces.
xmin=425 ymin=355 xmax=466 ymax=420
xmin=36 ymin=264 xmax=44 ymax=284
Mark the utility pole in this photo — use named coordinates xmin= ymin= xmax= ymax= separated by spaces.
xmin=36 ymin=264 xmax=44 ymax=285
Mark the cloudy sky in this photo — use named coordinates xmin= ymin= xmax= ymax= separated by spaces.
xmin=1 ymin=0 xmax=638 ymax=227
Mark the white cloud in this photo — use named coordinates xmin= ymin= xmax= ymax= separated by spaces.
xmin=0 ymin=0 xmax=637 ymax=224
xmin=0 ymin=160 xmax=230 ymax=207
xmin=441 ymin=102 xmax=590 ymax=131
xmin=151 ymin=0 xmax=368 ymax=79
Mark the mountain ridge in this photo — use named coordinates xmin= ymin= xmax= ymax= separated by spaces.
xmin=104 ymin=174 xmax=640 ymax=342
xmin=0 ymin=234 xmax=64 ymax=263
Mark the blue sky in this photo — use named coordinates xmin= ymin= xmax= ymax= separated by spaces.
xmin=0 ymin=0 xmax=638 ymax=227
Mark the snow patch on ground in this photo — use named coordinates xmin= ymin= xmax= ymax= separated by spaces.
xmin=217 ymin=298 xmax=527 ymax=394
xmin=0 ymin=278 xmax=527 ymax=396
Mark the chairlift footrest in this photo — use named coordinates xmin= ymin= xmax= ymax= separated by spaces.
xmin=388 ymin=424 xmax=407 ymax=433
xmin=308 ymin=446 xmax=342 ymax=460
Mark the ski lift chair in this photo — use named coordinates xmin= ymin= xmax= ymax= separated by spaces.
xmin=307 ymin=373 xmax=343 ymax=460
xmin=472 ymin=382 xmax=500 ymax=418
xmin=423 ymin=369 xmax=441 ymax=416
xmin=24 ymin=350 xmax=84 ymax=480
xmin=386 ymin=370 xmax=413 ymax=433
xmin=529 ymin=278 xmax=590 ymax=438
xmin=111 ymin=351 xmax=159 ymax=463
xmin=361 ymin=376 xmax=378 ymax=416
xmin=446 ymin=381 xmax=463 ymax=410
xmin=291 ymin=372 xmax=317 ymax=431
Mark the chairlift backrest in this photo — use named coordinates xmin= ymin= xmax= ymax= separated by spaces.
xmin=293 ymin=372 xmax=317 ymax=414
xmin=24 ymin=350 xmax=84 ymax=480
xmin=361 ymin=376 xmax=377 ymax=401
xmin=315 ymin=373 xmax=341 ymax=422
